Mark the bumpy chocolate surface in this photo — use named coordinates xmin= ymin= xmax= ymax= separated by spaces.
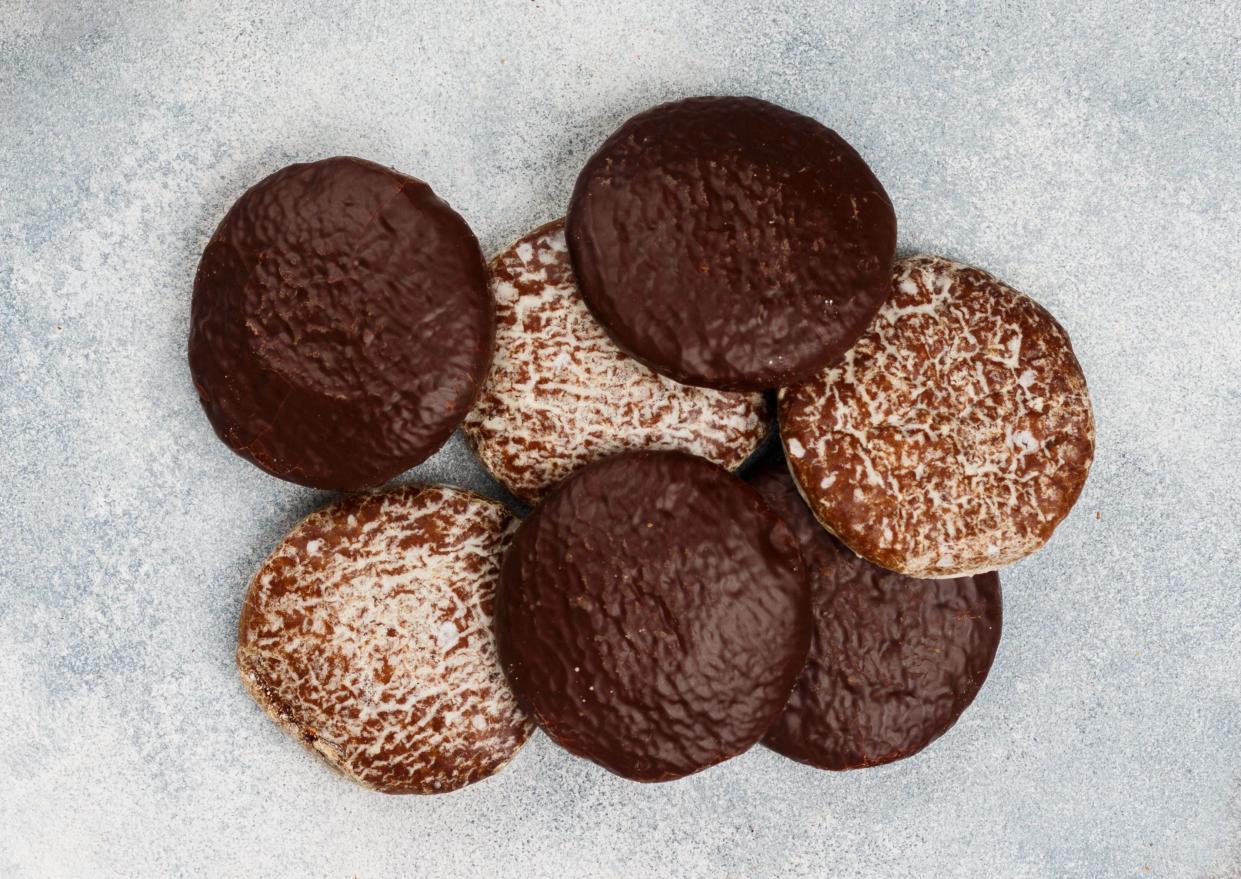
xmin=189 ymin=156 xmax=492 ymax=491
xmin=750 ymin=456 xmax=1002 ymax=770
xmin=497 ymin=450 xmax=811 ymax=782
xmin=237 ymin=485 xmax=532 ymax=794
xmin=462 ymin=219 xmax=770 ymax=504
xmin=566 ymin=96 xmax=896 ymax=391
xmin=779 ymin=255 xmax=1095 ymax=578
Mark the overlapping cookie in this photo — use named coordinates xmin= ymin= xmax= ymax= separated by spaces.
xmin=780 ymin=255 xmax=1094 ymax=578
xmin=464 ymin=220 xmax=769 ymax=504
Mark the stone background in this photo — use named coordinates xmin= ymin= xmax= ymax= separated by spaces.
xmin=2 ymin=1 xmax=1238 ymax=876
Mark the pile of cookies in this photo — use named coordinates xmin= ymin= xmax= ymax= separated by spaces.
xmin=192 ymin=96 xmax=1094 ymax=794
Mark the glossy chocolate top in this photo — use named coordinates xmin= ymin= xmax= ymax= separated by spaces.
xmin=566 ymin=96 xmax=896 ymax=391
xmin=497 ymin=450 xmax=811 ymax=782
xmin=189 ymin=156 xmax=492 ymax=490
xmin=750 ymin=455 xmax=1002 ymax=770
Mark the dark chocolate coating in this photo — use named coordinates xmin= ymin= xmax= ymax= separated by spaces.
xmin=566 ymin=96 xmax=896 ymax=392
xmin=189 ymin=156 xmax=492 ymax=491
xmin=750 ymin=456 xmax=1002 ymax=770
xmin=497 ymin=450 xmax=812 ymax=782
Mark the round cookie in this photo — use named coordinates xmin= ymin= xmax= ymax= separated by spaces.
xmin=237 ymin=484 xmax=532 ymax=794
xmin=496 ymin=450 xmax=811 ymax=782
xmin=190 ymin=156 xmax=492 ymax=491
xmin=750 ymin=456 xmax=1002 ymax=770
xmin=566 ymin=95 xmax=896 ymax=391
xmin=779 ymin=254 xmax=1095 ymax=578
xmin=462 ymin=219 xmax=771 ymax=505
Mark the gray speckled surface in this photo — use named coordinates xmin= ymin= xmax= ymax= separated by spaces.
xmin=2 ymin=1 xmax=1239 ymax=876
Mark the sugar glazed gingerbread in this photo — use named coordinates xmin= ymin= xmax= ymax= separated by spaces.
xmin=497 ymin=451 xmax=811 ymax=782
xmin=190 ymin=156 xmax=493 ymax=491
xmin=463 ymin=220 xmax=770 ymax=504
xmin=750 ymin=456 xmax=1002 ymax=769
xmin=567 ymin=96 xmax=896 ymax=391
xmin=237 ymin=485 xmax=532 ymax=794
xmin=780 ymin=255 xmax=1094 ymax=577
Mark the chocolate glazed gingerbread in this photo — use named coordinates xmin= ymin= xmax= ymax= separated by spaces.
xmin=750 ymin=456 xmax=1002 ymax=770
xmin=497 ymin=450 xmax=812 ymax=782
xmin=189 ymin=156 xmax=492 ymax=491
xmin=566 ymin=96 xmax=896 ymax=391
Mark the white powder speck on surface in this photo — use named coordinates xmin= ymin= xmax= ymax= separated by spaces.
xmin=1 ymin=2 xmax=1239 ymax=878
xmin=438 ymin=620 xmax=461 ymax=652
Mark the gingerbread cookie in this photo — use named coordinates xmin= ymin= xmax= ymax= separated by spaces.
xmin=190 ymin=156 xmax=492 ymax=491
xmin=567 ymin=96 xmax=896 ymax=391
xmin=463 ymin=219 xmax=770 ymax=504
xmin=237 ymin=485 xmax=531 ymax=794
xmin=496 ymin=451 xmax=811 ymax=782
xmin=750 ymin=455 xmax=1002 ymax=769
xmin=779 ymin=255 xmax=1094 ymax=577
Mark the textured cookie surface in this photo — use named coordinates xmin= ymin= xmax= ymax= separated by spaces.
xmin=190 ymin=156 xmax=492 ymax=491
xmin=462 ymin=219 xmax=770 ymax=504
xmin=566 ymin=96 xmax=896 ymax=391
xmin=237 ymin=485 xmax=532 ymax=794
xmin=497 ymin=450 xmax=811 ymax=782
xmin=779 ymin=255 xmax=1095 ymax=577
xmin=750 ymin=456 xmax=1002 ymax=770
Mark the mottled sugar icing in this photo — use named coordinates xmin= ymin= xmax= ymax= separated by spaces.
xmin=238 ymin=485 xmax=531 ymax=794
xmin=780 ymin=255 xmax=1094 ymax=578
xmin=464 ymin=220 xmax=769 ymax=503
